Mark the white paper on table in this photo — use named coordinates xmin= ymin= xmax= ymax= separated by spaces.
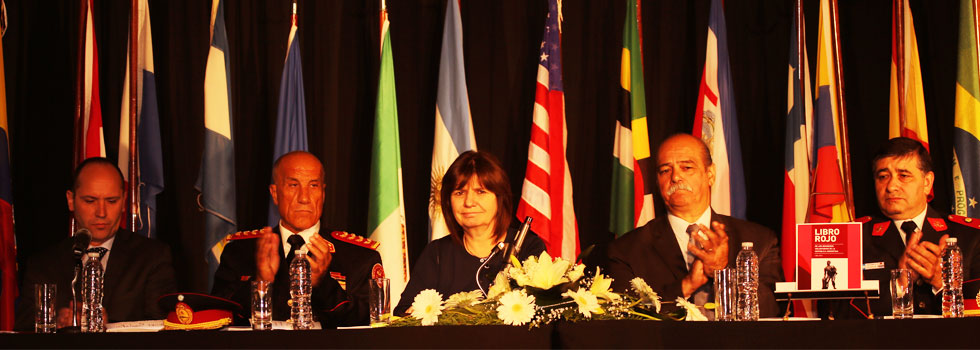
xmin=225 ymin=320 xmax=321 ymax=331
xmin=106 ymin=319 xmax=164 ymax=332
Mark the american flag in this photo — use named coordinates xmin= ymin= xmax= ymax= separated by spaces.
xmin=516 ymin=0 xmax=578 ymax=259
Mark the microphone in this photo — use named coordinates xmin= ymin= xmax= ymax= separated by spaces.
xmin=67 ymin=228 xmax=91 ymax=332
xmin=476 ymin=242 xmax=507 ymax=297
xmin=72 ymin=228 xmax=92 ymax=259
xmin=501 ymin=217 xmax=533 ymax=267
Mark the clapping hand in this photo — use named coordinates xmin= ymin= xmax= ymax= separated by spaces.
xmin=689 ymin=221 xmax=730 ymax=277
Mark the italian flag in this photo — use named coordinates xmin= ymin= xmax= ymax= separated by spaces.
xmin=368 ymin=7 xmax=409 ymax=308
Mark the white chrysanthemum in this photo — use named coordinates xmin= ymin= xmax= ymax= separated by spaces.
xmin=589 ymin=268 xmax=621 ymax=301
xmin=630 ymin=277 xmax=661 ymax=312
xmin=410 ymin=289 xmax=445 ymax=326
xmin=496 ymin=290 xmax=537 ymax=326
xmin=486 ymin=271 xmax=512 ymax=300
xmin=446 ymin=290 xmax=484 ymax=308
xmin=675 ymin=297 xmax=707 ymax=321
xmin=563 ymin=287 xmax=603 ymax=318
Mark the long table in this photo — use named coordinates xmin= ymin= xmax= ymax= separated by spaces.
xmin=2 ymin=318 xmax=978 ymax=348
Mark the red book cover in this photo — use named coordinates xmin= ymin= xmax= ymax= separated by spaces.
xmin=796 ymin=223 xmax=862 ymax=290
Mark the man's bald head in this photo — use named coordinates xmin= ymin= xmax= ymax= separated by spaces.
xmin=657 ymin=133 xmax=712 ymax=167
xmin=272 ymin=151 xmax=325 ymax=184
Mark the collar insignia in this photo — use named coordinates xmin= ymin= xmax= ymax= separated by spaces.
xmin=927 ymin=217 xmax=947 ymax=231
xmin=872 ymin=222 xmax=889 ymax=236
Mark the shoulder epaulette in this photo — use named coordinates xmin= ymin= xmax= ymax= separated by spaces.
xmin=225 ymin=229 xmax=265 ymax=241
xmin=948 ymin=215 xmax=980 ymax=230
xmin=856 ymin=216 xmax=872 ymax=224
xmin=331 ymin=231 xmax=380 ymax=250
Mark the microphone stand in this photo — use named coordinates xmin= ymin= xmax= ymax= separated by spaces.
xmin=72 ymin=260 xmax=81 ymax=327
xmin=60 ymin=257 xmax=83 ymax=333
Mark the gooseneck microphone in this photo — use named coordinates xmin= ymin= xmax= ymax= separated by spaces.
xmin=476 ymin=242 xmax=506 ymax=297
xmin=72 ymin=228 xmax=92 ymax=260
xmin=501 ymin=217 xmax=533 ymax=267
xmin=68 ymin=228 xmax=92 ymax=331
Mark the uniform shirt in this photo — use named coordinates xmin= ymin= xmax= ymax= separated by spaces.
xmin=279 ymin=221 xmax=320 ymax=254
xmin=891 ymin=206 xmax=927 ymax=245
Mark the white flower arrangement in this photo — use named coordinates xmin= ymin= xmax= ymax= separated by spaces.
xmin=496 ymin=290 xmax=537 ymax=326
xmin=563 ymin=287 xmax=603 ymax=318
xmin=674 ymin=297 xmax=708 ymax=321
xmin=630 ymin=277 xmax=661 ymax=313
xmin=392 ymin=252 xmax=702 ymax=327
xmin=409 ymin=289 xmax=445 ymax=326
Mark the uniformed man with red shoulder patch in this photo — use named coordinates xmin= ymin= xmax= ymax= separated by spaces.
xmin=828 ymin=137 xmax=980 ymax=318
xmin=211 ymin=151 xmax=383 ymax=327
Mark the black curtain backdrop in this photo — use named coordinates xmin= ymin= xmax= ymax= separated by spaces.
xmin=4 ymin=0 xmax=962 ymax=293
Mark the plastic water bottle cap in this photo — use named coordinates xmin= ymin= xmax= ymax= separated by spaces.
xmin=296 ymin=248 xmax=309 ymax=255
xmin=946 ymin=237 xmax=957 ymax=244
xmin=87 ymin=252 xmax=100 ymax=258
xmin=742 ymin=242 xmax=753 ymax=248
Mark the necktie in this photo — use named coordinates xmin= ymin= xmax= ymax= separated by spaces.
xmin=900 ymin=221 xmax=918 ymax=245
xmin=85 ymin=247 xmax=109 ymax=271
xmin=285 ymin=234 xmax=306 ymax=263
xmin=685 ymin=224 xmax=699 ymax=268
xmin=85 ymin=247 xmax=108 ymax=261
xmin=685 ymin=224 xmax=710 ymax=309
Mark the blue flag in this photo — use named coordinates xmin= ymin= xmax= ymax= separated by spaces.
xmin=267 ymin=12 xmax=309 ymax=228
xmin=197 ymin=0 xmax=237 ymax=290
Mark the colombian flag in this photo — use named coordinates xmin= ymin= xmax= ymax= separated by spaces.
xmin=811 ymin=0 xmax=849 ymax=224
xmin=953 ymin=0 xmax=980 ymax=217
xmin=889 ymin=0 xmax=929 ymax=150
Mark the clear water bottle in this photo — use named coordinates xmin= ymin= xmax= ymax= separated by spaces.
xmin=81 ymin=252 xmax=105 ymax=332
xmin=736 ymin=242 xmax=759 ymax=321
xmin=289 ymin=249 xmax=314 ymax=330
xmin=941 ymin=237 xmax=964 ymax=318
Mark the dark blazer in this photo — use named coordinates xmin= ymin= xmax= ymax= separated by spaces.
xmin=394 ymin=228 xmax=547 ymax=315
xmin=824 ymin=207 xmax=980 ymax=318
xmin=14 ymin=229 xmax=177 ymax=330
xmin=606 ymin=212 xmax=783 ymax=317
xmin=211 ymin=227 xmax=383 ymax=328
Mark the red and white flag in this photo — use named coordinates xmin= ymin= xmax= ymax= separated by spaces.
xmin=81 ymin=0 xmax=104 ymax=160
xmin=516 ymin=0 xmax=578 ymax=259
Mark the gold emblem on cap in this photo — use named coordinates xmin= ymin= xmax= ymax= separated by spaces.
xmin=176 ymin=302 xmax=194 ymax=324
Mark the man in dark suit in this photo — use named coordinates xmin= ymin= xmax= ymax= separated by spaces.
xmin=211 ymin=151 xmax=383 ymax=327
xmin=15 ymin=158 xmax=176 ymax=330
xmin=606 ymin=134 xmax=783 ymax=317
xmin=827 ymin=137 xmax=980 ymax=318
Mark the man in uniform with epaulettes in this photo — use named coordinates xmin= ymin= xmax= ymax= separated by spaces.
xmin=825 ymin=138 xmax=980 ymax=318
xmin=211 ymin=151 xmax=383 ymax=327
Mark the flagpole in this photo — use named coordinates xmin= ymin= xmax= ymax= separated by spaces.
xmin=71 ymin=0 xmax=87 ymax=236
xmin=127 ymin=0 xmax=139 ymax=232
xmin=894 ymin=0 xmax=907 ymax=132
xmin=795 ymin=0 xmax=804 ymax=131
xmin=831 ymin=0 xmax=854 ymax=220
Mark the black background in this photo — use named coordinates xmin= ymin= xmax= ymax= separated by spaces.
xmin=3 ymin=0 xmax=962 ymax=293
